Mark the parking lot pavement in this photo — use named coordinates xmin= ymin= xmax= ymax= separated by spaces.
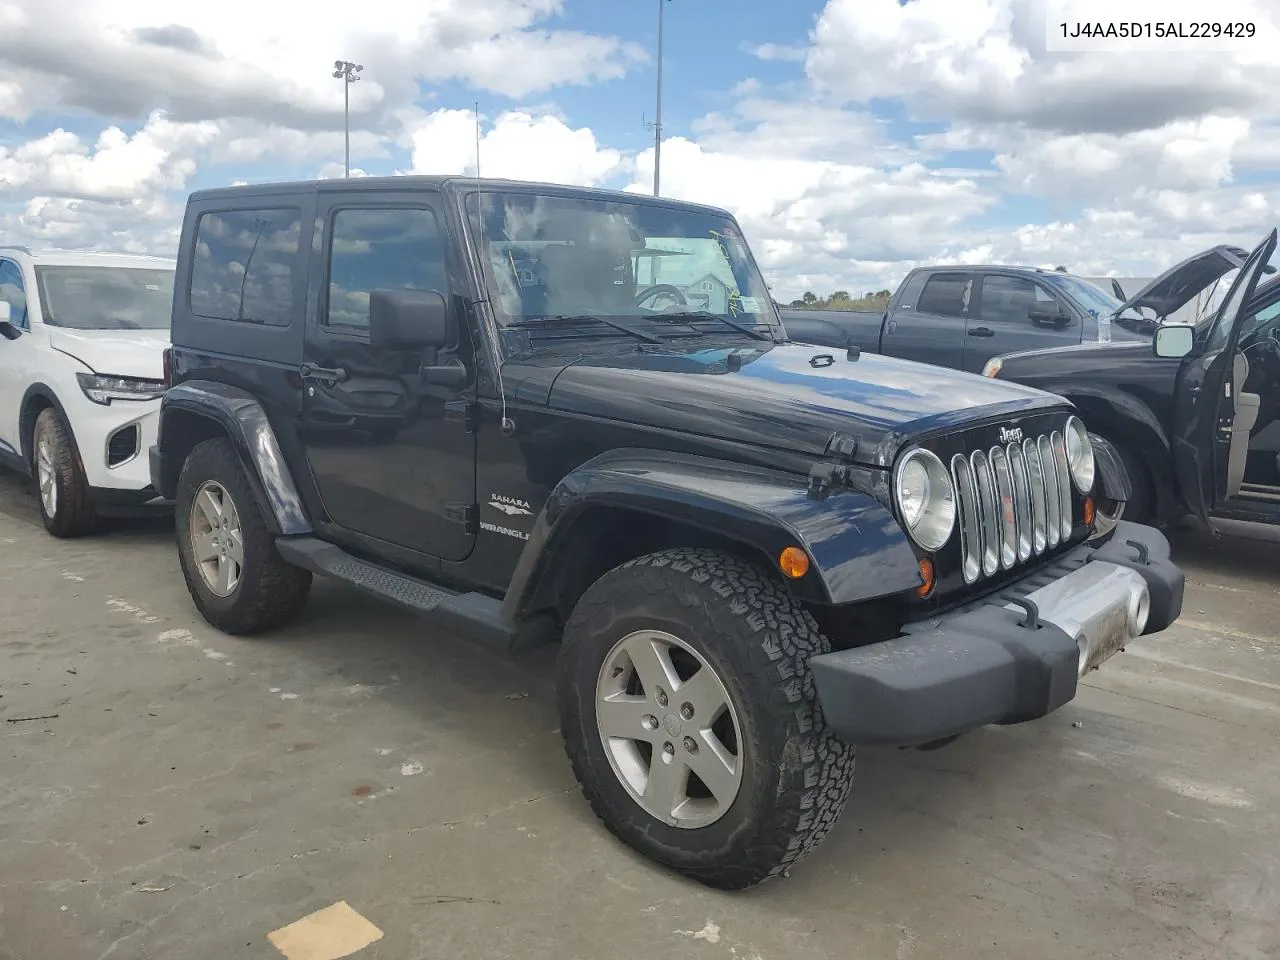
xmin=1 ymin=471 xmax=1278 ymax=960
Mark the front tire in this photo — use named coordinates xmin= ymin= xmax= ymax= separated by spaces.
xmin=1094 ymin=435 xmax=1154 ymax=529
xmin=32 ymin=406 xmax=97 ymax=538
xmin=175 ymin=437 xmax=311 ymax=635
xmin=557 ymin=548 xmax=855 ymax=890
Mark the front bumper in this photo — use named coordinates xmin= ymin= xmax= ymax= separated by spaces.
xmin=809 ymin=521 xmax=1184 ymax=747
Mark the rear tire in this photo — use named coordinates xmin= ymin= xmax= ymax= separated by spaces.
xmin=175 ymin=437 xmax=311 ymax=635
xmin=557 ymin=547 xmax=855 ymax=890
xmin=32 ymin=406 xmax=97 ymax=538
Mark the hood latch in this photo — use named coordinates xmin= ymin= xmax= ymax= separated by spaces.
xmin=807 ymin=461 xmax=849 ymax=499
xmin=824 ymin=431 xmax=859 ymax=462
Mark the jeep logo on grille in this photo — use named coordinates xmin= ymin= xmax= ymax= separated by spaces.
xmin=999 ymin=426 xmax=1024 ymax=444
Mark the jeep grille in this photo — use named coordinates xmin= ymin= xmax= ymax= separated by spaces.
xmin=951 ymin=432 xmax=1073 ymax=584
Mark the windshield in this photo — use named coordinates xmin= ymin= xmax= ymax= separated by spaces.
xmin=35 ymin=265 xmax=174 ymax=331
xmin=465 ymin=190 xmax=778 ymax=335
xmin=1040 ymin=272 xmax=1150 ymax=332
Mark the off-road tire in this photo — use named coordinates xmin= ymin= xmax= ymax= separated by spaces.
xmin=557 ymin=547 xmax=856 ymax=890
xmin=175 ymin=437 xmax=311 ymax=635
xmin=32 ymin=406 xmax=97 ymax=538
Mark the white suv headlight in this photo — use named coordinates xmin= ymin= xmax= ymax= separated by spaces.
xmin=76 ymin=372 xmax=166 ymax=405
xmin=894 ymin=448 xmax=956 ymax=551
xmin=1065 ymin=416 xmax=1095 ymax=492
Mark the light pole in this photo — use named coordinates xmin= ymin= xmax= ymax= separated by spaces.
xmin=332 ymin=60 xmax=363 ymax=177
xmin=653 ymin=0 xmax=670 ymax=196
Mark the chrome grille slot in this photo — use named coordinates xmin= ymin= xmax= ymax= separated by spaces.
xmin=1007 ymin=442 xmax=1033 ymax=561
xmin=1039 ymin=435 xmax=1061 ymax=549
xmin=970 ymin=450 xmax=1000 ymax=577
xmin=1051 ymin=431 xmax=1073 ymax=543
xmin=989 ymin=446 xmax=1018 ymax=570
xmin=941 ymin=424 xmax=1078 ymax=587
xmin=950 ymin=453 xmax=981 ymax=584
xmin=1024 ymin=438 xmax=1048 ymax=554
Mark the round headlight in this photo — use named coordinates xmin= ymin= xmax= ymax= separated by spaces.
xmin=894 ymin=449 xmax=956 ymax=551
xmin=1065 ymin=416 xmax=1095 ymax=492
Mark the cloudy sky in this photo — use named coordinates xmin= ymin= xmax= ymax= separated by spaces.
xmin=1 ymin=0 xmax=1279 ymax=301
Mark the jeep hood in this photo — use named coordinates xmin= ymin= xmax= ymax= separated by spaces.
xmin=1115 ymin=244 xmax=1275 ymax=320
xmin=47 ymin=328 xmax=170 ymax=379
xmin=546 ymin=342 xmax=1066 ymax=467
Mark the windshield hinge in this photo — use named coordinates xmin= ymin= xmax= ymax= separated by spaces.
xmin=444 ymin=400 xmax=479 ymax=433
xmin=824 ymin=431 xmax=859 ymax=462
xmin=807 ymin=461 xmax=848 ymax=499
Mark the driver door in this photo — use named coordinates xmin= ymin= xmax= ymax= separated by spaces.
xmin=1170 ymin=229 xmax=1278 ymax=522
xmin=299 ymin=193 xmax=478 ymax=563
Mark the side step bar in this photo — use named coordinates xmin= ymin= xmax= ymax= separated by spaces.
xmin=275 ymin=537 xmax=518 ymax=653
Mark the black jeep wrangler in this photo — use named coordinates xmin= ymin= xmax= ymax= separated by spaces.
xmin=149 ymin=176 xmax=1185 ymax=890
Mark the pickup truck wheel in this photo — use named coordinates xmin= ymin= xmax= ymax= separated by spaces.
xmin=175 ymin=437 xmax=311 ymax=635
xmin=557 ymin=547 xmax=855 ymax=890
xmin=32 ymin=407 xmax=97 ymax=538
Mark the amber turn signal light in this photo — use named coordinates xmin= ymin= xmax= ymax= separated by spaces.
xmin=1083 ymin=496 xmax=1096 ymax=527
xmin=778 ymin=546 xmax=810 ymax=579
xmin=916 ymin=557 xmax=936 ymax=598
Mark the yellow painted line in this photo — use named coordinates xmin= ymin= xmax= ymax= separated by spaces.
xmin=268 ymin=901 xmax=384 ymax=960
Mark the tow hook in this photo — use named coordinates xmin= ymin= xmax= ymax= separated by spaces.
xmin=1126 ymin=539 xmax=1151 ymax=565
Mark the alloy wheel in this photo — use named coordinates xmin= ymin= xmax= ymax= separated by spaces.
xmin=594 ymin=629 xmax=744 ymax=829
xmin=189 ymin=480 xmax=244 ymax=597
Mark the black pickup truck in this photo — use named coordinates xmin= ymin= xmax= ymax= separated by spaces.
xmin=148 ymin=175 xmax=1183 ymax=890
xmin=984 ymin=230 xmax=1280 ymax=539
xmin=780 ymin=251 xmax=1258 ymax=375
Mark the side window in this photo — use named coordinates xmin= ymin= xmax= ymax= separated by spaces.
xmin=916 ymin=273 xmax=972 ymax=317
xmin=892 ymin=271 xmax=928 ymax=310
xmin=978 ymin=274 xmax=1042 ymax=325
xmin=325 ymin=207 xmax=446 ymax=331
xmin=1238 ymin=299 xmax=1280 ymax=345
xmin=189 ymin=208 xmax=302 ymax=326
xmin=0 ymin=260 xmax=27 ymax=328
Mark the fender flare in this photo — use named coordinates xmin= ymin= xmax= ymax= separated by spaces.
xmin=1043 ymin=383 xmax=1171 ymax=463
xmin=1088 ymin=432 xmax=1131 ymax=504
xmin=155 ymin=381 xmax=311 ymax=535
xmin=501 ymin=448 xmax=922 ymax=621
xmin=18 ymin=382 xmax=78 ymax=468
xmin=1022 ymin=382 xmax=1173 ymax=510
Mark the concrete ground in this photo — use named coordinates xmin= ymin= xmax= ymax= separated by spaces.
xmin=0 ymin=470 xmax=1278 ymax=960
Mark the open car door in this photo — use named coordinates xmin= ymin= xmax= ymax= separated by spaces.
xmin=1168 ymin=229 xmax=1278 ymax=524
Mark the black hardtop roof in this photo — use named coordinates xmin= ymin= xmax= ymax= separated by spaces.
xmin=907 ymin=264 xmax=1083 ymax=277
xmin=185 ymin=175 xmax=735 ymax=219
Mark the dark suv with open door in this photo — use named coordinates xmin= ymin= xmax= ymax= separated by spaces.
xmin=984 ymin=230 xmax=1280 ymax=541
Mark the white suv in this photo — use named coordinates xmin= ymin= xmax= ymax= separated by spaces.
xmin=0 ymin=247 xmax=176 ymax=537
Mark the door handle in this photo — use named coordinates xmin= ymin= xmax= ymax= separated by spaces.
xmin=967 ymin=327 xmax=995 ymax=338
xmin=299 ymin=362 xmax=348 ymax=385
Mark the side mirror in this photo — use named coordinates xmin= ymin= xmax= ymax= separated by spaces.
xmin=1153 ymin=323 xmax=1195 ymax=359
xmin=0 ymin=300 xmax=17 ymax=340
xmin=368 ymin=289 xmax=452 ymax=350
xmin=1028 ymin=300 xmax=1068 ymax=325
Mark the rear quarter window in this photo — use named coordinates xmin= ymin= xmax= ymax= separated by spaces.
xmin=188 ymin=207 xmax=302 ymax=326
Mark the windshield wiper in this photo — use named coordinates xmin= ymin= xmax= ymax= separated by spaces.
xmin=646 ymin=310 xmax=774 ymax=342
xmin=508 ymin=314 xmax=662 ymax=345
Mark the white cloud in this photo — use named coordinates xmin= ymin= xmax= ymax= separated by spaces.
xmin=407 ymin=109 xmax=625 ymax=186
xmin=0 ymin=111 xmax=218 ymax=200
xmin=0 ymin=0 xmax=646 ymax=126
xmin=806 ymin=0 xmax=1280 ymax=135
